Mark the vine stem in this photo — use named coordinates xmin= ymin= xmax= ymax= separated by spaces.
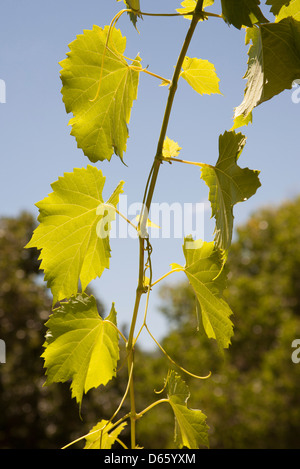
xmin=61 ymin=413 xmax=131 ymax=449
xmin=129 ymin=65 xmax=171 ymax=85
xmin=139 ymin=11 xmax=222 ymax=19
xmin=150 ymin=267 xmax=184 ymax=287
xmin=137 ymin=399 xmax=169 ymax=418
xmin=163 ymin=156 xmax=205 ymax=167
xmin=126 ymin=3 xmax=204 ymax=449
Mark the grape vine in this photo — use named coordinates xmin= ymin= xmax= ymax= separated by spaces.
xmin=26 ymin=0 xmax=300 ymax=449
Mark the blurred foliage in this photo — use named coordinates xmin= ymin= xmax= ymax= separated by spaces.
xmin=1 ymin=196 xmax=300 ymax=448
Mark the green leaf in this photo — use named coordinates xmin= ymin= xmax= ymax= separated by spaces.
xmin=166 ymin=371 xmax=209 ymax=449
xmin=26 ymin=165 xmax=124 ymax=304
xmin=266 ymin=0 xmax=300 ymax=20
xmin=84 ymin=420 xmax=127 ymax=449
xmin=234 ymin=18 xmax=300 ymax=125
xmin=176 ymin=0 xmax=214 ymax=19
xmin=117 ymin=0 xmax=141 ymax=27
xmin=180 ymin=57 xmax=221 ymax=95
xmin=162 ymin=137 xmax=182 ymax=159
xmin=231 ymin=111 xmax=252 ymax=131
xmin=266 ymin=0 xmax=292 ymax=16
xmin=175 ymin=237 xmax=234 ymax=349
xmin=221 ymin=0 xmax=268 ymax=29
xmin=42 ymin=294 xmax=120 ymax=407
xmin=200 ymin=131 xmax=261 ymax=253
xmin=275 ymin=0 xmax=300 ymax=21
xmin=60 ymin=25 xmax=141 ymax=163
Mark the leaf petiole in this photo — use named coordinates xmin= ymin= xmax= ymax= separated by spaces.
xmin=102 ymin=361 xmax=134 ymax=432
xmin=61 ymin=412 xmax=131 ymax=449
xmin=115 ymin=438 xmax=128 ymax=449
xmin=162 ymin=155 xmax=205 ymax=167
xmin=150 ymin=267 xmax=184 ymax=288
xmin=61 ymin=428 xmax=101 ymax=449
xmin=101 ymin=203 xmax=138 ymax=232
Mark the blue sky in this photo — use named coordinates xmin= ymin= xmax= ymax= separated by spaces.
xmin=1 ymin=1 xmax=299 ymax=349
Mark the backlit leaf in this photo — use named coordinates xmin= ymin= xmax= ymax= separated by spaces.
xmin=84 ymin=420 xmax=127 ymax=449
xmin=174 ymin=237 xmax=234 ymax=349
xmin=26 ymin=165 xmax=124 ymax=304
xmin=42 ymin=294 xmax=120 ymax=407
xmin=135 ymin=215 xmax=160 ymax=229
xmin=234 ymin=18 xmax=300 ymax=126
xmin=180 ymin=57 xmax=221 ymax=95
xmin=200 ymin=131 xmax=261 ymax=253
xmin=231 ymin=111 xmax=252 ymax=131
xmin=266 ymin=0 xmax=300 ymax=20
xmin=60 ymin=25 xmax=141 ymax=163
xmin=166 ymin=371 xmax=209 ymax=449
xmin=221 ymin=0 xmax=268 ymax=29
